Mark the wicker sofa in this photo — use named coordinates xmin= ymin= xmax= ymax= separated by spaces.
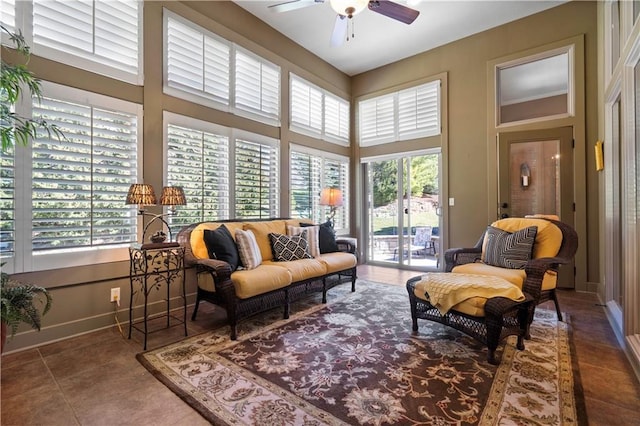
xmin=177 ymin=218 xmax=357 ymax=339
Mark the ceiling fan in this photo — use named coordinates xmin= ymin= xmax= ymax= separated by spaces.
xmin=268 ymin=0 xmax=420 ymax=46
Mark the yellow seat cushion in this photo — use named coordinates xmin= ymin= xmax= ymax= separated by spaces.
xmin=413 ymin=273 xmax=524 ymax=317
xmin=190 ymin=222 xmax=244 ymax=260
xmin=316 ymin=252 xmax=357 ymax=274
xmin=243 ymin=220 xmax=288 ymax=262
xmin=263 ymin=259 xmax=327 ymax=282
xmin=230 ymin=265 xmax=292 ymax=299
xmin=453 ymin=262 xmax=557 ymax=291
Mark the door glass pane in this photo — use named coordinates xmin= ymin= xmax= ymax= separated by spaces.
xmin=367 ymin=153 xmax=440 ymax=269
xmin=498 ymin=52 xmax=570 ymax=124
xmin=509 ymin=140 xmax=560 ymax=217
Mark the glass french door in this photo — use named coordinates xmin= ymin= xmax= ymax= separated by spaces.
xmin=365 ymin=150 xmax=441 ymax=270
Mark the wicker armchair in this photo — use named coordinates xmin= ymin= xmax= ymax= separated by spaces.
xmin=408 ymin=217 xmax=578 ymax=364
xmin=444 ymin=218 xmax=578 ymax=321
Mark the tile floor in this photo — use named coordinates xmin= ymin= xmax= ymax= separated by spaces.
xmin=1 ymin=265 xmax=639 ymax=425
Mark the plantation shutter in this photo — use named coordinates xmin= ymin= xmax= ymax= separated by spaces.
xmin=166 ymin=124 xmax=230 ymax=236
xmin=32 ymin=0 xmax=139 ymax=78
xmin=235 ymin=49 xmax=280 ymax=122
xmin=398 ymin=81 xmax=440 ymax=138
xmin=0 ymin=146 xmax=15 ymax=257
xmin=165 ymin=14 xmax=230 ymax=105
xmin=290 ymin=75 xmax=323 ymax=134
xmin=359 ymin=94 xmax=395 ymax=145
xmin=235 ymin=139 xmax=279 ymax=219
xmin=0 ymin=0 xmax=15 ymax=33
xmin=324 ymin=93 xmax=349 ymax=142
xmin=324 ymin=158 xmax=349 ymax=231
xmin=31 ymin=96 xmax=138 ymax=250
xmin=290 ymin=151 xmax=322 ymax=222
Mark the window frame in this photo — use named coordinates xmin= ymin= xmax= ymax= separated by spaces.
xmin=2 ymin=81 xmax=143 ymax=274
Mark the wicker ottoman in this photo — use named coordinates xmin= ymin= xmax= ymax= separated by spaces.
xmin=407 ymin=274 xmax=533 ymax=365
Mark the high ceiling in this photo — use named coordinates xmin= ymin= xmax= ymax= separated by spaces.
xmin=234 ymin=0 xmax=567 ymax=76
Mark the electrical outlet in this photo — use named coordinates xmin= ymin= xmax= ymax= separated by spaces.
xmin=110 ymin=287 xmax=120 ymax=303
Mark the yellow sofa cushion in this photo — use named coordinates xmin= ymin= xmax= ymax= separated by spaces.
xmin=263 ymin=259 xmax=327 ymax=282
xmin=230 ymin=265 xmax=292 ymax=299
xmin=190 ymin=222 xmax=244 ymax=260
xmin=243 ymin=220 xmax=288 ymax=262
xmin=316 ymin=252 xmax=357 ymax=274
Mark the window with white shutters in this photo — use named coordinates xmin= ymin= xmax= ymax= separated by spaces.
xmin=164 ymin=10 xmax=281 ymax=126
xmin=0 ymin=146 xmax=15 ymax=258
xmin=235 ymin=48 xmax=280 ymax=123
xmin=165 ymin=12 xmax=230 ymax=106
xmin=166 ymin=121 xmax=230 ymax=237
xmin=31 ymin=0 xmax=141 ymax=83
xmin=235 ymin=138 xmax=279 ymax=219
xmin=290 ymin=145 xmax=349 ymax=233
xmin=0 ymin=0 xmax=16 ymax=35
xmin=31 ymin=95 xmax=139 ymax=252
xmin=290 ymin=74 xmax=350 ymax=145
xmin=359 ymin=80 xmax=440 ymax=146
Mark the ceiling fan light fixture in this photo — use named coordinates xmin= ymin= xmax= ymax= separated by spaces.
xmin=330 ymin=0 xmax=368 ymax=18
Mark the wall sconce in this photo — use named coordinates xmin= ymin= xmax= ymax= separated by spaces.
xmin=520 ymin=163 xmax=531 ymax=188
xmin=126 ymin=184 xmax=186 ymax=244
xmin=319 ymin=187 xmax=344 ymax=226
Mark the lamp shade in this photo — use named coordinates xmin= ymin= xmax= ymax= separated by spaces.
xmin=330 ymin=0 xmax=368 ymax=17
xmin=319 ymin=187 xmax=344 ymax=207
xmin=160 ymin=186 xmax=186 ymax=206
xmin=125 ymin=183 xmax=157 ymax=206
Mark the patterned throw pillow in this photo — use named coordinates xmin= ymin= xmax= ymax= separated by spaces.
xmin=301 ymin=221 xmax=339 ymax=253
xmin=269 ymin=232 xmax=312 ymax=262
xmin=483 ymin=225 xmax=538 ymax=269
xmin=235 ymin=229 xmax=263 ymax=270
xmin=287 ymin=225 xmax=320 ymax=257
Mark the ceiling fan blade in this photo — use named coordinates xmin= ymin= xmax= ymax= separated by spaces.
xmin=367 ymin=0 xmax=420 ymax=24
xmin=268 ymin=0 xmax=324 ymax=13
xmin=330 ymin=15 xmax=348 ymax=47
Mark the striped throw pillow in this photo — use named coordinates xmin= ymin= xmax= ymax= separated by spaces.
xmin=483 ymin=225 xmax=537 ymax=269
xmin=235 ymin=229 xmax=262 ymax=270
xmin=287 ymin=225 xmax=320 ymax=257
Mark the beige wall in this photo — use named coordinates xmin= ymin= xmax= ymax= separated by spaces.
xmin=4 ymin=1 xmax=600 ymax=351
xmin=352 ymin=1 xmax=598 ymax=291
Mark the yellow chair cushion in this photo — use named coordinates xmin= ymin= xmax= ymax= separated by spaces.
xmin=413 ymin=272 xmax=525 ymax=317
xmin=484 ymin=218 xmax=562 ymax=260
xmin=190 ymin=222 xmax=244 ymax=260
xmin=243 ymin=220 xmax=288 ymax=262
xmin=453 ymin=262 xmax=558 ymax=291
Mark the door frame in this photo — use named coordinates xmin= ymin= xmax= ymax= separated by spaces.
xmin=497 ymin=126 xmax=575 ymax=288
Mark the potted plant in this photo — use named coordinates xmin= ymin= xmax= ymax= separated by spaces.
xmin=1 ymin=267 xmax=52 ymax=352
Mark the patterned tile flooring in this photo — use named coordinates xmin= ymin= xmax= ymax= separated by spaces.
xmin=1 ymin=265 xmax=639 ymax=425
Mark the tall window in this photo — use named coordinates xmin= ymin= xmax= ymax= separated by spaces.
xmin=235 ymin=138 xmax=279 ymax=219
xmin=2 ymin=82 xmax=141 ymax=273
xmin=164 ymin=10 xmax=281 ymax=125
xmin=290 ymin=74 xmax=350 ymax=145
xmin=358 ymin=80 xmax=440 ymax=146
xmin=165 ymin=119 xmax=230 ymax=236
xmin=290 ymin=145 xmax=349 ymax=232
xmin=165 ymin=113 xmax=279 ymax=224
xmin=2 ymin=0 xmax=142 ymax=84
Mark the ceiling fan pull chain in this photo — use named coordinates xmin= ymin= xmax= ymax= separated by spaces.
xmin=352 ymin=19 xmax=355 ymax=39
xmin=347 ymin=19 xmax=350 ymax=42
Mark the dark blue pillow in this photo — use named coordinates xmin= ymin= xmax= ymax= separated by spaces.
xmin=203 ymin=225 xmax=241 ymax=271
xmin=301 ymin=221 xmax=339 ymax=253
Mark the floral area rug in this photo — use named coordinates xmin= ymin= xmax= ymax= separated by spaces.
xmin=137 ymin=280 xmax=585 ymax=425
